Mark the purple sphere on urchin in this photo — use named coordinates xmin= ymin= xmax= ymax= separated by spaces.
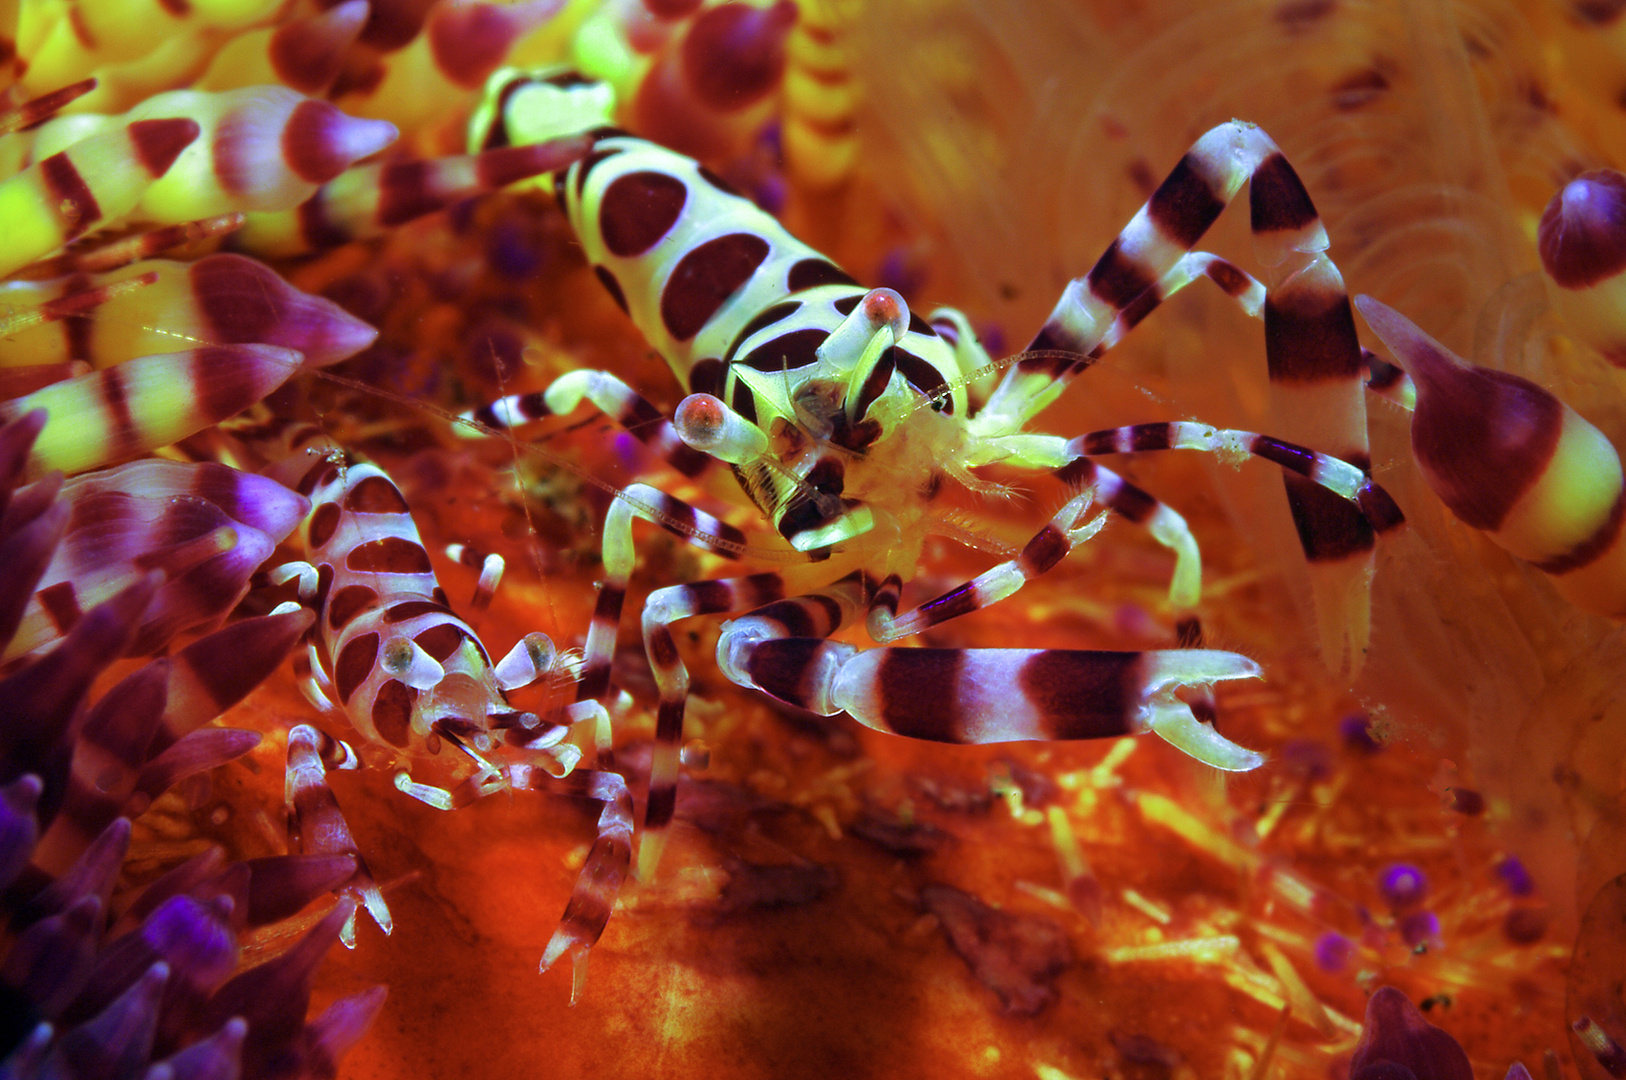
xmin=1378 ymin=864 xmax=1429 ymax=910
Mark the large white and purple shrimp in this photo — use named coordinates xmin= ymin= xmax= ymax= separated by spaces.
xmin=461 ymin=73 xmax=1407 ymax=875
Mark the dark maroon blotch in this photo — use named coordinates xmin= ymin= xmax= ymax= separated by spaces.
xmin=346 ymin=536 xmax=433 ymax=575
xmin=689 ymin=356 xmax=726 ymax=396
xmin=1147 ymin=153 xmax=1228 ymax=249
xmin=1250 ymin=152 xmax=1322 ymax=234
xmin=737 ymin=326 xmax=826 ymax=372
xmin=326 ymin=584 xmax=377 ymax=630
xmin=1018 ymin=524 xmax=1070 ymax=577
xmin=786 ymin=258 xmax=857 ymax=292
xmin=384 ymin=599 xmax=452 ymax=623
xmin=306 ymin=502 xmax=341 ymax=549
xmin=334 ymin=633 xmax=379 ymax=704
xmin=660 ymin=233 xmax=771 ymax=341
xmin=730 ymin=381 xmax=758 ymax=425
xmin=1266 ymin=288 xmax=1363 ymax=382
xmin=1085 ymin=239 xmax=1156 ymax=312
xmin=369 ymin=679 xmax=416 ymax=748
xmin=413 ymin=622 xmax=463 ymax=663
xmin=872 ymin=649 xmax=970 ymax=743
xmin=1101 ymin=479 xmax=1157 ymax=524
xmin=599 ymin=170 xmax=689 ymax=257
xmin=343 ymin=474 xmax=410 ymax=514
xmin=725 ymin=300 xmax=801 ymax=361
xmin=1286 ymin=476 xmax=1376 ymax=561
xmin=893 ymin=348 xmax=949 ymax=409
xmin=1018 ymin=651 xmax=1141 ymax=740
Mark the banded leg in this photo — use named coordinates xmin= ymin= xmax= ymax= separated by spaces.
xmin=568 ymin=482 xmax=758 ymax=873
xmin=444 ymin=543 xmax=505 ymax=626
xmin=469 ymin=369 xmax=717 ymax=479
xmin=530 ymin=767 xmax=635 ymax=1004
xmin=718 ymin=614 xmax=1266 ymax=772
xmin=866 ymin=489 xmax=1109 ymax=641
xmin=954 ymin=429 xmax=1205 ymax=608
xmin=586 ymin=487 xmax=852 ymax=878
xmin=390 ymin=758 xmax=630 ymax=1000
xmin=983 ymin=122 xmax=1319 ymax=420
xmin=284 ymin=724 xmax=392 ymax=946
xmin=1059 ymin=251 xmax=1268 ymax=369
xmin=1261 ymin=245 xmax=1373 ymax=675
xmin=636 ymin=570 xmax=805 ymax=875
xmin=576 ymin=482 xmax=750 ymax=711
xmin=1048 ymin=457 xmax=1204 ymax=608
xmin=1072 ymin=419 xmax=1404 ymax=671
xmin=865 ymin=444 xmax=1342 ymax=639
xmin=979 ymin=121 xmax=1375 ymax=672
xmin=1070 ymin=423 xmax=1406 ymax=537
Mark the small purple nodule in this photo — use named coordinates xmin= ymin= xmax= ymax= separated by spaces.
xmin=1495 ymin=856 xmax=1534 ymax=897
xmin=1314 ymin=931 xmax=1356 ymax=973
xmin=1378 ymin=864 xmax=1429 ymax=910
xmin=1400 ymin=909 xmax=1442 ymax=949
xmin=1340 ymin=713 xmax=1384 ymax=753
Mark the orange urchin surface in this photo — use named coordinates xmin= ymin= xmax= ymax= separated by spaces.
xmin=175 ymin=241 xmax=1568 ymax=1076
xmin=43 ymin=1 xmax=1625 ymax=1074
xmin=158 ymin=83 xmax=1576 ymax=1072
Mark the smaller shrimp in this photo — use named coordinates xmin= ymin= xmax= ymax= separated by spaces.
xmin=264 ymin=426 xmax=629 ymax=998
